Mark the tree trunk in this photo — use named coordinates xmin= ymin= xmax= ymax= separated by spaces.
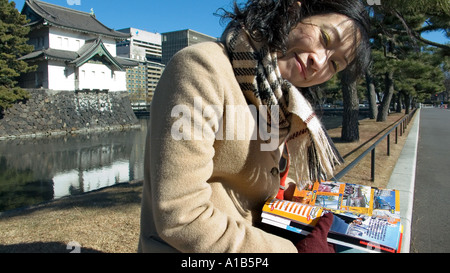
xmin=341 ymin=70 xmax=360 ymax=142
xmin=395 ymin=93 xmax=402 ymax=113
xmin=366 ymin=71 xmax=378 ymax=120
xmin=411 ymin=97 xmax=417 ymax=110
xmin=404 ymin=93 xmax=411 ymax=114
xmin=377 ymin=71 xmax=395 ymax=122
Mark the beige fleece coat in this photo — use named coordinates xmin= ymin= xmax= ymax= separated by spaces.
xmin=138 ymin=41 xmax=298 ymax=253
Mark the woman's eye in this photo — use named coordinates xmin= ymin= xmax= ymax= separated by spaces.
xmin=332 ymin=60 xmax=339 ymax=72
xmin=320 ymin=28 xmax=339 ymax=72
xmin=321 ymin=29 xmax=331 ymax=47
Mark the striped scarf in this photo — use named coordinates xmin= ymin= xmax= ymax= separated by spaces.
xmin=224 ymin=25 xmax=343 ymax=187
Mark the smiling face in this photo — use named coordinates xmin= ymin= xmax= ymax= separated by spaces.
xmin=277 ymin=13 xmax=360 ymax=88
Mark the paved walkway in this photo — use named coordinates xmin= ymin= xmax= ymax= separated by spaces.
xmin=409 ymin=108 xmax=450 ymax=253
xmin=388 ymin=107 xmax=450 ymax=253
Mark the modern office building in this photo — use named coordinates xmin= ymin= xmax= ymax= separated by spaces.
xmin=117 ymin=28 xmax=165 ymax=105
xmin=117 ymin=28 xmax=162 ymax=62
xmin=162 ymin=29 xmax=218 ymax=65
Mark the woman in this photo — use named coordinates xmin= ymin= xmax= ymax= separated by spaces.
xmin=139 ymin=0 xmax=371 ymax=253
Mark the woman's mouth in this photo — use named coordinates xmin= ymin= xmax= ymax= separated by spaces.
xmin=295 ymin=54 xmax=307 ymax=80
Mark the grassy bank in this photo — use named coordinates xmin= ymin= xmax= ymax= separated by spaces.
xmin=0 ymin=112 xmax=416 ymax=253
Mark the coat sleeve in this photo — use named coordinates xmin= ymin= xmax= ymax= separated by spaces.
xmin=145 ymin=43 xmax=298 ymax=253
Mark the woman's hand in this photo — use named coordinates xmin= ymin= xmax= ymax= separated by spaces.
xmin=283 ymin=182 xmax=297 ymax=201
xmin=296 ymin=213 xmax=335 ymax=253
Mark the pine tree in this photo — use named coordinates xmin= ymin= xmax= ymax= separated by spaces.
xmin=0 ymin=0 xmax=35 ymax=115
xmin=395 ymin=50 xmax=445 ymax=112
xmin=378 ymin=0 xmax=450 ymax=53
xmin=368 ymin=0 xmax=449 ymax=121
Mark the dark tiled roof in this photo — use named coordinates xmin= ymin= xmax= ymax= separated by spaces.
xmin=71 ymin=38 xmax=123 ymax=70
xmin=22 ymin=0 xmax=130 ymax=40
xmin=19 ymin=39 xmax=138 ymax=70
xmin=19 ymin=48 xmax=78 ymax=61
xmin=115 ymin=57 xmax=140 ymax=68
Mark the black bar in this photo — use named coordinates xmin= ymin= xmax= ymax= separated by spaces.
xmin=387 ymin=134 xmax=390 ymax=156
xmin=371 ymin=148 xmax=376 ymax=182
xmin=395 ymin=127 xmax=398 ymax=144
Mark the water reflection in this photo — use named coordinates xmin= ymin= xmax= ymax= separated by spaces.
xmin=0 ymin=118 xmax=148 ymax=212
xmin=0 ymin=113 xmax=355 ymax=212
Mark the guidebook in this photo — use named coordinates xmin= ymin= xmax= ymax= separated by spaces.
xmin=293 ymin=181 xmax=401 ymax=223
xmin=261 ymin=181 xmax=403 ymax=253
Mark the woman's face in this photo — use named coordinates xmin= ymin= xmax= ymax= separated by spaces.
xmin=277 ymin=13 xmax=360 ymax=88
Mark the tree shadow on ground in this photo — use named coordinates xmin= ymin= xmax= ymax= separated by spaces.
xmin=0 ymin=242 xmax=102 ymax=253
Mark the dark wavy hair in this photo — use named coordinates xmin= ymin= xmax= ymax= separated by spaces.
xmin=220 ymin=0 xmax=371 ymax=83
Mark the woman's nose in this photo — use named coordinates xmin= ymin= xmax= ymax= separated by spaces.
xmin=308 ymin=50 xmax=328 ymax=72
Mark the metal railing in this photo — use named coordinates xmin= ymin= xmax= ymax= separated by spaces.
xmin=333 ymin=108 xmax=418 ymax=182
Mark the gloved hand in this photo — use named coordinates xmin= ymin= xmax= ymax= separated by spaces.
xmin=296 ymin=213 xmax=335 ymax=253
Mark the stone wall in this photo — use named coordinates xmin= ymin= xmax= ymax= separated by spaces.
xmin=0 ymin=89 xmax=139 ymax=139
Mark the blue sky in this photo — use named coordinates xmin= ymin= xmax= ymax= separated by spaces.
xmin=12 ymin=0 xmax=240 ymax=38
xmin=10 ymin=0 xmax=449 ymax=43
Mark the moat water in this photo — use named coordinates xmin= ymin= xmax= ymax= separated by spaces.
xmin=0 ymin=113 xmax=350 ymax=213
xmin=0 ymin=118 xmax=148 ymax=213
